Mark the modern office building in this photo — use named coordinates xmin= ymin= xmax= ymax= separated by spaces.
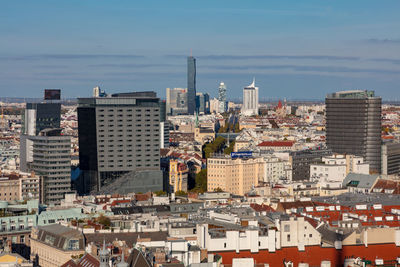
xmin=20 ymin=102 xmax=61 ymax=172
xmin=290 ymin=148 xmax=332 ymax=181
xmin=196 ymin=92 xmax=210 ymax=114
xmin=326 ymin=90 xmax=382 ymax=173
xmin=381 ymin=141 xmax=400 ymax=176
xmin=242 ymin=78 xmax=259 ymax=116
xmin=31 ymin=128 xmax=71 ymax=205
xmin=187 ymin=56 xmax=197 ymax=115
xmin=218 ymin=82 xmax=227 ymax=113
xmin=166 ymin=88 xmax=188 ymax=115
xmin=77 ymin=91 xmax=162 ymax=193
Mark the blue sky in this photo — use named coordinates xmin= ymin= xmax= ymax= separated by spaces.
xmin=1 ymin=1 xmax=400 ymax=100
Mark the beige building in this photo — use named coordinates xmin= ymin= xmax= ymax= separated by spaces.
xmin=0 ymin=173 xmax=40 ymax=202
xmin=207 ymin=156 xmax=265 ymax=195
xmin=30 ymin=224 xmax=85 ymax=267
xmin=169 ymin=160 xmax=188 ymax=193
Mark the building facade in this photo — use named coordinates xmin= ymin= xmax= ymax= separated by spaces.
xmin=241 ymin=79 xmax=258 ymax=116
xmin=207 ymin=156 xmax=265 ymax=195
xmin=187 ymin=56 xmax=197 ymax=115
xmin=381 ymin=141 xmax=400 ymax=176
xmin=31 ymin=129 xmax=71 ymax=205
xmin=326 ymin=90 xmax=382 ymax=173
xmin=166 ymin=88 xmax=187 ymax=115
xmin=169 ymin=160 xmax=188 ymax=193
xmin=77 ymin=92 xmax=162 ymax=193
xmin=218 ymin=82 xmax=227 ymax=113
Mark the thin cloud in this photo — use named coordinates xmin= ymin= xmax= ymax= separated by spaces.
xmin=0 ymin=54 xmax=145 ymax=61
xmin=369 ymin=58 xmax=400 ymax=65
xmin=165 ymin=54 xmax=359 ymax=61
xmin=203 ymin=64 xmax=400 ymax=74
xmin=88 ymin=63 xmax=180 ymax=68
xmin=365 ymin=38 xmax=400 ymax=44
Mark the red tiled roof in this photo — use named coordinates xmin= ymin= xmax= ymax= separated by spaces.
xmin=257 ymin=141 xmax=295 ymax=147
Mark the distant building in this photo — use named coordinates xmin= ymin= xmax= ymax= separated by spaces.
xmin=241 ymin=78 xmax=258 ymax=116
xmin=77 ymin=91 xmax=162 ymax=194
xmin=166 ymin=88 xmax=188 ymax=115
xmin=218 ymin=82 xmax=227 ymax=113
xmin=326 ymin=90 xmax=382 ymax=173
xmin=187 ymin=56 xmax=197 ymax=115
xmin=196 ymin=92 xmax=210 ymax=114
xmin=381 ymin=141 xmax=400 ymax=176
xmin=0 ymin=173 xmax=40 ymax=202
xmin=169 ymin=160 xmax=188 ymax=193
xmin=207 ymin=155 xmax=265 ymax=195
xmin=209 ymin=98 xmax=220 ymax=114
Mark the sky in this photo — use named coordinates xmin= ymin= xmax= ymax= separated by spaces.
xmin=1 ymin=1 xmax=400 ymax=100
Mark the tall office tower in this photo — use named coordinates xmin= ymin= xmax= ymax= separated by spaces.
xmin=187 ymin=56 xmax=197 ymax=115
xmin=326 ymin=90 xmax=382 ymax=173
xmin=77 ymin=91 xmax=163 ymax=194
xmin=20 ymin=97 xmax=61 ymax=172
xmin=31 ymin=128 xmax=71 ymax=204
xmin=166 ymin=88 xmax=187 ymax=115
xmin=241 ymin=78 xmax=259 ymax=116
xmin=218 ymin=82 xmax=227 ymax=113
xmin=204 ymin=93 xmax=210 ymax=114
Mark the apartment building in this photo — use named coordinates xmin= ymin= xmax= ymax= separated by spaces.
xmin=169 ymin=160 xmax=188 ymax=193
xmin=0 ymin=173 xmax=40 ymax=202
xmin=207 ymin=155 xmax=265 ymax=195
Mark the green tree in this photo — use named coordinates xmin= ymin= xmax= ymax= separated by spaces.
xmin=195 ymin=169 xmax=207 ymax=193
xmin=97 ymin=214 xmax=111 ymax=228
xmin=175 ymin=190 xmax=188 ymax=197
xmin=224 ymin=141 xmax=235 ymax=155
xmin=154 ymin=190 xmax=167 ymax=196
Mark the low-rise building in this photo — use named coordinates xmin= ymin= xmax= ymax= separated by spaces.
xmin=30 ymin=224 xmax=85 ymax=267
xmin=169 ymin=160 xmax=188 ymax=193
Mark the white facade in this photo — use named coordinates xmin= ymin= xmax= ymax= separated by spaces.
xmin=263 ymin=155 xmax=286 ymax=183
xmin=209 ymin=98 xmax=220 ymax=114
xmin=241 ymin=79 xmax=259 ymax=116
xmin=310 ymin=154 xmax=369 ymax=188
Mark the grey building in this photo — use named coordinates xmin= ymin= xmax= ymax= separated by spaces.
xmin=381 ymin=141 xmax=400 ymax=176
xmin=20 ymin=102 xmax=61 ymax=172
xmin=218 ymin=82 xmax=227 ymax=113
xmin=77 ymin=92 xmax=162 ymax=194
xmin=31 ymin=128 xmax=71 ymax=204
xmin=326 ymin=90 xmax=382 ymax=173
xmin=187 ymin=56 xmax=197 ymax=115
xmin=196 ymin=92 xmax=210 ymax=114
xmin=290 ymin=148 xmax=332 ymax=181
xmin=166 ymin=88 xmax=188 ymax=115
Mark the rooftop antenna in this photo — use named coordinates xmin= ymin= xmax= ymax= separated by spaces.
xmin=190 ymin=48 xmax=192 ymax=57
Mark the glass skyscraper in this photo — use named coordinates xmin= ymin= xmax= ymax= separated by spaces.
xmin=187 ymin=56 xmax=196 ymax=115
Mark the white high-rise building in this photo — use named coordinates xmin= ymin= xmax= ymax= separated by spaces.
xmin=241 ymin=78 xmax=259 ymax=116
xmin=218 ymin=82 xmax=227 ymax=113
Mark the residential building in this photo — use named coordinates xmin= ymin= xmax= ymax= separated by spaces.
xmin=381 ymin=141 xmax=400 ymax=176
xmin=262 ymin=155 xmax=286 ymax=183
xmin=290 ymin=148 xmax=332 ymax=181
xmin=207 ymin=155 xmax=265 ymax=195
xmin=77 ymin=91 xmax=162 ymax=194
xmin=187 ymin=56 xmax=197 ymax=115
xmin=0 ymin=173 xmax=40 ymax=202
xmin=218 ymin=82 xmax=227 ymax=113
xmin=169 ymin=160 xmax=188 ymax=193
xmin=310 ymin=154 xmax=369 ymax=187
xmin=209 ymin=98 xmax=220 ymax=114
xmin=30 ymin=224 xmax=85 ymax=267
xmin=30 ymin=128 xmax=71 ymax=205
xmin=326 ymin=90 xmax=382 ymax=173
xmin=241 ymin=79 xmax=258 ymax=116
xmin=257 ymin=140 xmax=296 ymax=151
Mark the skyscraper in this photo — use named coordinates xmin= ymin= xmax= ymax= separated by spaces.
xmin=326 ymin=90 xmax=382 ymax=173
xmin=77 ymin=91 xmax=163 ymax=193
xmin=218 ymin=82 xmax=227 ymax=113
xmin=187 ymin=56 xmax=196 ymax=115
xmin=242 ymin=78 xmax=259 ymax=116
xmin=166 ymin=88 xmax=187 ymax=115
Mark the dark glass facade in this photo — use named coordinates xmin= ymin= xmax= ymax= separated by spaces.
xmin=187 ymin=56 xmax=196 ymax=115
xmin=326 ymin=91 xmax=382 ymax=173
xmin=26 ymin=103 xmax=61 ymax=135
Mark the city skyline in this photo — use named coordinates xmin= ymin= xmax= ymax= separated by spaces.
xmin=1 ymin=1 xmax=400 ymax=99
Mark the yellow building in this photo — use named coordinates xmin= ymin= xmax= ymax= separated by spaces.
xmin=169 ymin=160 xmax=188 ymax=193
xmin=207 ymin=156 xmax=265 ymax=195
xmin=30 ymin=224 xmax=85 ymax=267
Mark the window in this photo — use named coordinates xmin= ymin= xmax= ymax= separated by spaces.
xmin=68 ymin=239 xmax=80 ymax=250
xmin=287 ymin=234 xmax=291 ymax=242
xmin=224 ymin=243 xmax=226 ymax=248
xmin=284 ymin=225 xmax=290 ymax=232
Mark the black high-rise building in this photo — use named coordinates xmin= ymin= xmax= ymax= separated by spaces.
xmin=77 ymin=91 xmax=163 ymax=194
xmin=187 ymin=56 xmax=196 ymax=115
xmin=326 ymin=90 xmax=382 ymax=173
